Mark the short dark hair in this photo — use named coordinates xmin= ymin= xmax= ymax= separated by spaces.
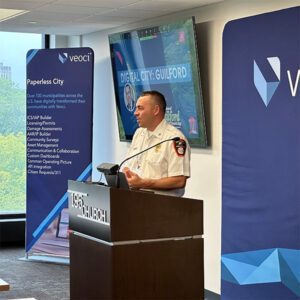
xmin=140 ymin=90 xmax=166 ymax=113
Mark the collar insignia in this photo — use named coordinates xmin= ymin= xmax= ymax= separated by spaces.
xmin=155 ymin=144 xmax=161 ymax=152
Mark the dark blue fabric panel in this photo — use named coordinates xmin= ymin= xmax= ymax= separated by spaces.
xmin=26 ymin=48 xmax=94 ymax=251
xmin=222 ymin=7 xmax=300 ymax=299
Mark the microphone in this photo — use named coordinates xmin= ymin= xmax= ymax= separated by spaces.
xmin=118 ymin=136 xmax=180 ymax=172
xmin=98 ymin=137 xmax=181 ymax=188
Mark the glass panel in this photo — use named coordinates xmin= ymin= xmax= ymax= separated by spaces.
xmin=0 ymin=32 xmax=41 ymax=213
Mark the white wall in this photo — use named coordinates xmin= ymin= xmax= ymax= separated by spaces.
xmin=70 ymin=0 xmax=300 ymax=294
xmin=50 ymin=35 xmax=68 ymax=48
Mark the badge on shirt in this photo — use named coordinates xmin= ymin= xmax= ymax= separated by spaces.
xmin=173 ymin=139 xmax=186 ymax=157
xmin=155 ymin=144 xmax=161 ymax=152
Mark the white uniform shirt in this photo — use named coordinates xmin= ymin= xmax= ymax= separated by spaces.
xmin=124 ymin=119 xmax=191 ymax=197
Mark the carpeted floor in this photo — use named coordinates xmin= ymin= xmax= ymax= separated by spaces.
xmin=0 ymin=246 xmax=69 ymax=300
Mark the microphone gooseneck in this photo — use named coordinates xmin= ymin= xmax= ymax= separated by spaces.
xmin=118 ymin=136 xmax=180 ymax=172
xmin=114 ymin=136 xmax=180 ymax=188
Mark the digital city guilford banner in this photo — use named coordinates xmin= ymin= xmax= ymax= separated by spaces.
xmin=222 ymin=7 xmax=300 ymax=300
xmin=26 ymin=48 xmax=93 ymax=254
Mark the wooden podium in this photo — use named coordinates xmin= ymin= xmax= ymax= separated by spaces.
xmin=68 ymin=180 xmax=204 ymax=299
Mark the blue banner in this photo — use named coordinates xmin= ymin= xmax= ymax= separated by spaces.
xmin=222 ymin=7 xmax=300 ymax=299
xmin=26 ymin=48 xmax=94 ymax=252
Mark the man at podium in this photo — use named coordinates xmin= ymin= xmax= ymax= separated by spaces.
xmin=123 ymin=90 xmax=190 ymax=197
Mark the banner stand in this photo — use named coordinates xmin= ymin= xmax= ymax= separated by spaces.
xmin=25 ymin=47 xmax=94 ymax=261
xmin=222 ymin=7 xmax=300 ymax=299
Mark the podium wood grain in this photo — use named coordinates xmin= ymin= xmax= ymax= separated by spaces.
xmin=70 ymin=233 xmax=204 ymax=299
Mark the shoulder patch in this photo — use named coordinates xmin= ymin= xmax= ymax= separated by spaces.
xmin=173 ymin=139 xmax=186 ymax=157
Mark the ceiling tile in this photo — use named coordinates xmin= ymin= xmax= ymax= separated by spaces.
xmin=96 ymin=7 xmax=167 ymax=18
xmin=0 ymin=0 xmax=224 ymax=35
xmin=0 ymin=1 xmax=47 ymax=10
xmin=11 ymin=11 xmax=89 ymax=22
xmin=79 ymin=14 xmax=139 ymax=24
xmin=55 ymin=0 xmax=140 ymax=9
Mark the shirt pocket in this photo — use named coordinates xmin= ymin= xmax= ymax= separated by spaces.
xmin=144 ymin=151 xmax=168 ymax=179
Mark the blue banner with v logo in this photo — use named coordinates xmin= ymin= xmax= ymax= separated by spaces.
xmin=222 ymin=7 xmax=300 ymax=300
xmin=26 ymin=48 xmax=94 ymax=254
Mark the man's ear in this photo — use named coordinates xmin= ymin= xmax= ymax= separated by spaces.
xmin=153 ymin=104 xmax=160 ymax=116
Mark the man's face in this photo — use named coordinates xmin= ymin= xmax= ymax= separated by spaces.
xmin=134 ymin=95 xmax=156 ymax=129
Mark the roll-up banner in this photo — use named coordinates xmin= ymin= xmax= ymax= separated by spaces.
xmin=222 ymin=7 xmax=300 ymax=300
xmin=26 ymin=48 xmax=94 ymax=255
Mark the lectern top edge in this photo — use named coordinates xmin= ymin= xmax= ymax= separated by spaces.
xmin=68 ymin=180 xmax=203 ymax=243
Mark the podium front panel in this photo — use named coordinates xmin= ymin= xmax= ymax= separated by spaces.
xmin=68 ymin=180 xmax=203 ymax=242
xmin=68 ymin=181 xmax=111 ymax=241
xmin=110 ymin=188 xmax=203 ymax=241
xmin=70 ymin=232 xmax=204 ymax=300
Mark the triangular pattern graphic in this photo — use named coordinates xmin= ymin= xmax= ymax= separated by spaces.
xmin=279 ymin=248 xmax=300 ymax=281
xmin=279 ymin=250 xmax=300 ymax=297
xmin=221 ymin=261 xmax=239 ymax=284
xmin=242 ymin=249 xmax=281 ymax=284
xmin=222 ymin=257 xmax=256 ymax=284
xmin=222 ymin=248 xmax=275 ymax=266
xmin=221 ymin=248 xmax=300 ymax=297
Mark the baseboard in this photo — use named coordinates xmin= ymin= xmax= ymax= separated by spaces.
xmin=0 ymin=214 xmax=25 ymax=246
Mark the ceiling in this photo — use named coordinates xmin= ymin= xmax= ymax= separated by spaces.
xmin=0 ymin=0 xmax=223 ymax=36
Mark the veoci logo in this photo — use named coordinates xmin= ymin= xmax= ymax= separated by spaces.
xmin=58 ymin=53 xmax=68 ymax=64
xmin=254 ymin=57 xmax=280 ymax=107
xmin=254 ymin=56 xmax=300 ymax=107
xmin=58 ymin=52 xmax=92 ymax=64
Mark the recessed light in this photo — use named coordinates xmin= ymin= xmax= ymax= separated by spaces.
xmin=0 ymin=8 xmax=28 ymax=23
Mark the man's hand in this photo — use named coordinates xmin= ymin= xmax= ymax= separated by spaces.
xmin=123 ymin=167 xmax=187 ymax=190
xmin=123 ymin=167 xmax=144 ymax=189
